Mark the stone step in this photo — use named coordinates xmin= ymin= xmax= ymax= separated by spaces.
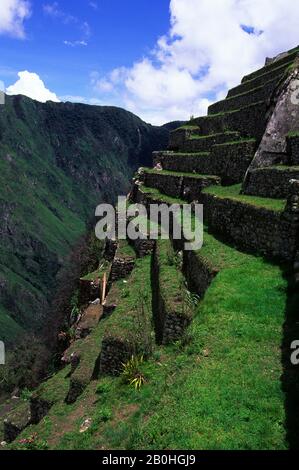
xmin=139 ymin=169 xmax=221 ymax=202
xmin=243 ymin=165 xmax=299 ymax=198
xmin=208 ymin=76 xmax=279 ymax=115
xmin=132 ymin=182 xmax=185 ymax=208
xmin=169 ymin=127 xmax=240 ymax=152
xmin=227 ymin=61 xmax=291 ymax=98
xmin=210 ymin=139 xmax=256 ymax=184
xmin=242 ymin=47 xmax=299 ymax=83
xmin=3 ymin=401 xmax=31 ymax=443
xmin=75 ymin=303 xmax=103 ymax=339
xmin=192 ymin=101 xmax=268 ymax=141
xmin=199 ymin=185 xmax=296 ymax=262
xmin=168 ymin=125 xmax=200 ymax=150
xmin=64 ymin=320 xmax=105 ymax=404
xmin=100 ymin=256 xmax=153 ymax=376
xmin=154 ymin=139 xmax=256 ymax=184
xmin=133 ymin=182 xmax=296 ymax=262
xmin=153 ymin=151 xmax=211 ymax=174
xmin=109 ymin=240 xmax=136 ymax=282
xmin=152 ymin=239 xmax=193 ymax=345
xmin=179 ymin=131 xmax=240 ymax=153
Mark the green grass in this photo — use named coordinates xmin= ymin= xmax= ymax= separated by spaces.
xmin=188 ymin=131 xmax=239 ymax=140
xmin=11 ymin=227 xmax=290 ymax=450
xmin=116 ymin=240 xmax=136 ymax=259
xmin=156 ymin=239 xmax=192 ymax=320
xmin=213 ymin=138 xmax=256 ymax=147
xmin=142 ymin=167 xmax=218 ymax=179
xmin=243 ymin=49 xmax=299 ymax=81
xmin=0 ymin=94 xmax=164 ymax=342
xmin=203 ymin=184 xmax=286 ymax=212
xmin=287 ymin=131 xmax=299 ymax=138
xmin=80 ymin=261 xmax=111 ymax=282
xmin=140 ymin=185 xmax=185 ymax=206
xmin=190 ymin=101 xmax=266 ymax=128
xmin=233 ymin=60 xmax=294 ymax=90
xmin=32 ymin=365 xmax=73 ymax=405
xmin=102 ymin=256 xmax=153 ymax=347
xmin=213 ymin=75 xmax=282 ymax=105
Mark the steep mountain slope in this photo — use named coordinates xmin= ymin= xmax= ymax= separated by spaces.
xmin=3 ymin=47 xmax=299 ymax=451
xmin=0 ymin=95 xmax=171 ymax=343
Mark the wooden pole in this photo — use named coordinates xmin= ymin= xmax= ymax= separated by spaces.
xmin=101 ymin=272 xmax=107 ymax=305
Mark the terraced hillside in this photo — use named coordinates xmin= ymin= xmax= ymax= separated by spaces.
xmin=1 ymin=47 xmax=299 ymax=450
xmin=0 ymin=96 xmax=174 ymax=343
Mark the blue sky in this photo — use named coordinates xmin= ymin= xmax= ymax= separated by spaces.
xmin=0 ymin=1 xmax=170 ymax=101
xmin=1 ymin=1 xmax=299 ymax=124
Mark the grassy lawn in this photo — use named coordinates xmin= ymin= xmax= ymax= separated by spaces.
xmin=203 ymin=183 xmax=286 ymax=212
xmin=139 ymin=185 xmax=185 ymax=205
xmin=188 ymin=131 xmax=239 ymax=140
xmin=116 ymin=240 xmax=136 ymax=259
xmin=142 ymin=168 xmax=218 ymax=179
xmin=101 ymin=255 xmax=153 ymax=347
xmin=9 ymin=229 xmax=290 ymax=450
xmin=213 ymin=138 xmax=256 ymax=147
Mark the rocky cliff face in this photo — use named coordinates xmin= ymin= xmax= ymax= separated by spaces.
xmin=0 ymin=95 xmax=173 ymax=343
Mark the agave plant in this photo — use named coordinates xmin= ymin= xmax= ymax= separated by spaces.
xmin=121 ymin=355 xmax=146 ymax=391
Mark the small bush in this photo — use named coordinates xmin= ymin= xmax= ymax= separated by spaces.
xmin=121 ymin=356 xmax=146 ymax=391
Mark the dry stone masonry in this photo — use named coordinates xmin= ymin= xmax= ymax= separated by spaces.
xmin=3 ymin=46 xmax=299 ymax=445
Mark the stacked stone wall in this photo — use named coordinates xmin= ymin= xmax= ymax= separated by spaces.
xmin=200 ymin=192 xmax=297 ymax=261
xmin=244 ymin=167 xmax=299 ymax=198
xmin=209 ymin=78 xmax=279 ymax=115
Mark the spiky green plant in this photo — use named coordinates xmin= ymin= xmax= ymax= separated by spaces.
xmin=121 ymin=355 xmax=146 ymax=391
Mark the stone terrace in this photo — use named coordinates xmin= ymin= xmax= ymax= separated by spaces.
xmin=2 ymin=46 xmax=299 ymax=447
xmin=134 ymin=46 xmax=299 ymax=262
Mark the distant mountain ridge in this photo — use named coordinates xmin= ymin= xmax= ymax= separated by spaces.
xmin=0 ymin=94 xmax=178 ymax=343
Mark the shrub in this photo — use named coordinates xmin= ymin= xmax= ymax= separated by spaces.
xmin=121 ymin=356 xmax=146 ymax=391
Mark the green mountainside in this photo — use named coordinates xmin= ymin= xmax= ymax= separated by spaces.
xmin=1 ymin=47 xmax=299 ymax=451
xmin=0 ymin=95 xmax=173 ymax=343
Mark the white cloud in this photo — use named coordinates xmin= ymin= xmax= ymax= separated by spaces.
xmin=43 ymin=2 xmax=77 ymax=24
xmin=64 ymin=40 xmax=87 ymax=47
xmin=89 ymin=2 xmax=98 ymax=10
xmin=0 ymin=0 xmax=31 ymax=38
xmin=60 ymin=94 xmax=87 ymax=103
xmin=6 ymin=71 xmax=60 ymax=102
xmin=44 ymin=3 xmax=91 ymax=45
xmin=92 ymin=0 xmax=299 ymax=124
xmin=60 ymin=95 xmax=103 ymax=105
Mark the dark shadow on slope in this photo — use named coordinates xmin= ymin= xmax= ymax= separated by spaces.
xmin=281 ymin=266 xmax=299 ymax=450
